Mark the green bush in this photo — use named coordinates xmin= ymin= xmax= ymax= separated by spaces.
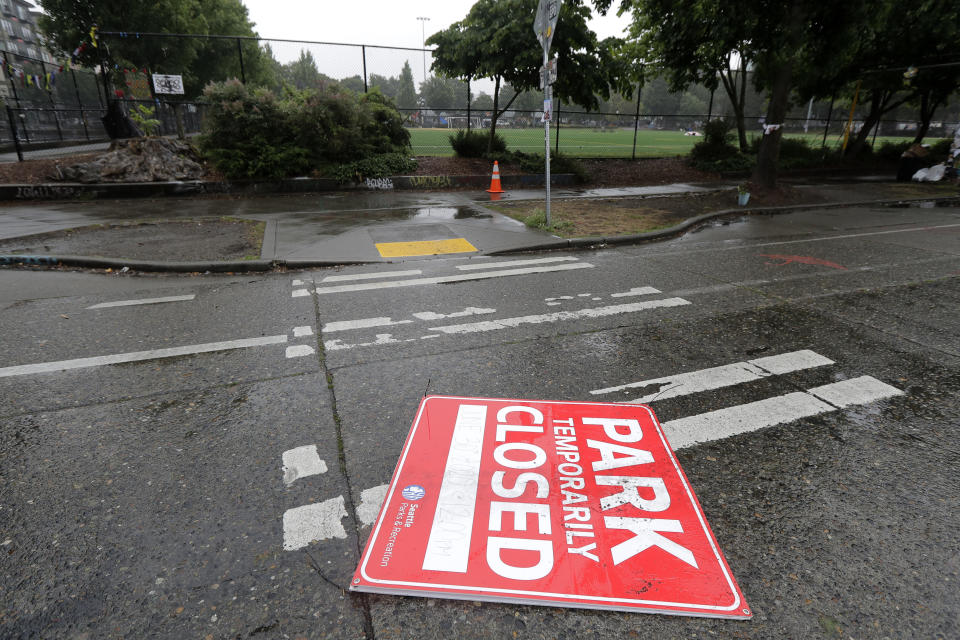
xmin=929 ymin=138 xmax=952 ymax=157
xmin=523 ymin=208 xmax=574 ymax=234
xmin=507 ymin=151 xmax=589 ymax=183
xmin=876 ymin=140 xmax=913 ymax=163
xmin=688 ymin=119 xmax=750 ymax=172
xmin=331 ymin=153 xmax=418 ymax=184
xmin=199 ymin=80 xmax=411 ymax=179
xmin=450 ymin=129 xmax=506 ymax=157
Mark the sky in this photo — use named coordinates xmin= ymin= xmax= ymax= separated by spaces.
xmin=240 ymin=0 xmax=631 ymax=92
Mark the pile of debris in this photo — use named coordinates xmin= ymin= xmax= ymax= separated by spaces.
xmin=55 ymin=137 xmax=206 ymax=184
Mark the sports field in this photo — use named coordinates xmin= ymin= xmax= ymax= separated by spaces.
xmin=408 ymin=126 xmax=935 ymax=158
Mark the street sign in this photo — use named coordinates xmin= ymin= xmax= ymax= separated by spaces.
xmin=539 ymin=57 xmax=558 ymax=89
xmin=351 ymin=396 xmax=751 ymax=619
xmin=152 ymin=74 xmax=184 ymax=95
xmin=534 ymin=0 xmax=560 ymax=50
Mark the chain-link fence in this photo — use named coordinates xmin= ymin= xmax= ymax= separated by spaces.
xmin=2 ymin=33 xmax=958 ymax=162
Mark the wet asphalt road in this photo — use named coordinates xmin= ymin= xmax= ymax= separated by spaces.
xmin=1 ymin=204 xmax=959 ymax=639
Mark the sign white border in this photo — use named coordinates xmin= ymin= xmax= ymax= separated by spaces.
xmin=356 ymin=396 xmax=745 ymax=616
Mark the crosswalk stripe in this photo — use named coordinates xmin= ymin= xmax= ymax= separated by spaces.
xmin=456 ymin=257 xmax=579 ymax=271
xmin=663 ymin=376 xmax=903 ymax=450
xmin=313 ymin=262 xmax=593 ymax=295
xmin=590 ymin=350 xmax=834 ymax=400
xmin=86 ymin=294 xmax=196 ymax=309
xmin=321 ymin=269 xmax=422 ymax=283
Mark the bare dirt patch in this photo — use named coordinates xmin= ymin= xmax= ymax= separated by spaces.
xmin=0 ymin=218 xmax=264 ymax=262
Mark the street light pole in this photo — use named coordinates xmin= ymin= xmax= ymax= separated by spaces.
xmin=416 ymin=17 xmax=430 ymax=83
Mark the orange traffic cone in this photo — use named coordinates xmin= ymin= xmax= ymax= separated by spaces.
xmin=486 ymin=161 xmax=505 ymax=193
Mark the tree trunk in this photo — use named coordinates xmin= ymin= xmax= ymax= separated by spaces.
xmin=913 ymin=90 xmax=943 ymax=143
xmin=488 ymin=75 xmax=501 ymax=154
xmin=752 ymin=59 xmax=794 ymax=189
xmin=719 ymin=54 xmax=749 ymax=152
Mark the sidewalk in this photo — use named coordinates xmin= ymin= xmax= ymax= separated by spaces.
xmin=0 ymin=179 xmax=956 ymax=271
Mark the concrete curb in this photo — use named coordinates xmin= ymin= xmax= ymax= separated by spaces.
xmin=489 ymin=195 xmax=960 ymax=255
xmin=0 ymin=173 xmax=577 ymax=202
xmin=2 ymin=195 xmax=956 ymax=272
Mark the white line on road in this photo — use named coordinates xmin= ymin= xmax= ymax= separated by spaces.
xmin=282 ymin=445 xmax=328 ymax=486
xmin=356 ymin=484 xmax=389 ymax=527
xmin=610 ymin=286 xmax=662 ymax=298
xmin=427 ymin=298 xmax=692 ymax=335
xmin=282 ymin=496 xmax=347 ymax=550
xmin=456 ymin=257 xmax=579 ymax=271
xmin=590 ymin=350 xmax=834 ymax=400
xmin=321 ymin=269 xmax=422 ymax=283
xmin=0 ymin=335 xmax=288 ymax=378
xmin=324 ymin=333 xmax=401 ymax=351
xmin=293 ymin=326 xmax=314 ymax=337
xmin=285 ymin=345 xmax=315 ymax=358
xmin=86 ymin=294 xmax=196 ymax=309
xmin=663 ymin=376 xmax=903 ymax=450
xmin=323 ymin=317 xmax=413 ymax=333
xmin=292 ymin=289 xmax=310 ymax=297
xmin=411 ymin=307 xmax=496 ymax=321
xmin=313 ymin=262 xmax=594 ymax=295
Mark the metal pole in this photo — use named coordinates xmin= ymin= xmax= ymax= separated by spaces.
xmin=362 ymin=46 xmax=368 ymax=92
xmin=41 ymin=61 xmax=64 ymax=143
xmin=416 ymin=17 xmax=429 ymax=83
xmin=466 ymin=77 xmax=471 ymax=132
xmin=822 ymin=94 xmax=835 ymax=149
xmin=6 ymin=105 xmax=23 ymax=161
xmin=707 ymin=88 xmax=714 ymax=121
xmin=543 ymin=46 xmax=551 ymax=226
xmin=554 ymin=97 xmax=559 ymax=155
xmin=872 ymin=117 xmax=881 ymax=147
xmin=632 ymin=82 xmax=642 ymax=160
xmin=3 ymin=51 xmax=21 ymax=109
xmin=69 ymin=67 xmax=90 ymax=140
xmin=236 ymin=38 xmax=246 ymax=83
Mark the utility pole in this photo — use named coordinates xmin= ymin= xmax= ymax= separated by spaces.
xmin=416 ymin=17 xmax=430 ymax=83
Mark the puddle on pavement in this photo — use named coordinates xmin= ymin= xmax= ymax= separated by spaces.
xmin=411 ymin=207 xmax=490 ymax=220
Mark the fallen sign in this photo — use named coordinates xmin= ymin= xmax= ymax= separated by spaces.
xmin=351 ymin=395 xmax=751 ymax=619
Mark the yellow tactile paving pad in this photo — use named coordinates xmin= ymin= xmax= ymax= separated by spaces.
xmin=375 ymin=238 xmax=477 ymax=257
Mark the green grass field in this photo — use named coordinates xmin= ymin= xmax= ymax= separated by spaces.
xmin=407 ymin=126 xmax=940 ymax=158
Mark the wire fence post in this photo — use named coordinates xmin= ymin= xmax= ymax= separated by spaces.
xmin=361 ymin=46 xmax=367 ymax=92
xmin=41 ymin=60 xmax=65 ymax=143
xmin=3 ymin=50 xmax=21 ymax=109
xmin=822 ymin=94 xmax=835 ymax=149
xmin=466 ymin=76 xmax=471 ymax=132
xmin=707 ymin=88 xmax=714 ymax=121
xmin=6 ymin=105 xmax=23 ymax=161
xmin=236 ymin=38 xmax=246 ymax=83
xmin=69 ymin=67 xmax=91 ymax=140
xmin=632 ymin=82 xmax=642 ymax=160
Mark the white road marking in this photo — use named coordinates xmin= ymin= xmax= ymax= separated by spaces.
xmin=663 ymin=376 xmax=903 ymax=450
xmin=356 ymin=484 xmax=389 ymax=527
xmin=590 ymin=350 xmax=834 ymax=400
xmin=86 ymin=294 xmax=196 ymax=309
xmin=412 ymin=307 xmax=496 ymax=321
xmin=292 ymin=279 xmax=304 ymax=286
xmin=0 ymin=335 xmax=288 ymax=378
xmin=427 ymin=298 xmax=692 ymax=335
xmin=611 ymin=286 xmax=662 ymax=298
xmin=456 ymin=257 xmax=578 ymax=270
xmin=285 ymin=345 xmax=315 ymax=358
xmin=324 ymin=333 xmax=401 ymax=351
xmin=808 ymin=376 xmax=905 ymax=408
xmin=292 ymin=289 xmax=310 ymax=298
xmin=321 ymin=269 xmax=422 ymax=283
xmin=282 ymin=445 xmax=327 ymax=485
xmin=313 ymin=262 xmax=593 ymax=295
xmin=293 ymin=326 xmax=314 ymax=337
xmin=282 ymin=497 xmax=347 ymax=550
xmin=578 ymin=293 xmax=592 ymax=297
xmin=323 ymin=317 xmax=413 ymax=333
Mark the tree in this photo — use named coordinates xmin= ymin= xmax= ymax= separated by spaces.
xmin=368 ymin=74 xmax=399 ymax=99
xmin=339 ymin=75 xmax=366 ymax=94
xmin=396 ymin=61 xmax=418 ymax=110
xmin=38 ymin=0 xmax=272 ymax=97
xmin=419 ymin=75 xmax=467 ymax=109
xmin=604 ymin=0 xmax=874 ymax=188
xmin=282 ymin=50 xmax=327 ymax=90
xmin=428 ymin=0 xmax=625 ymax=152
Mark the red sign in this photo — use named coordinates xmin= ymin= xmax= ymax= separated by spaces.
xmin=351 ymin=396 xmax=751 ymax=619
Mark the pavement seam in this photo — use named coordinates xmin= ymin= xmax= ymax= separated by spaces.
xmin=307 ymin=276 xmax=377 ymax=640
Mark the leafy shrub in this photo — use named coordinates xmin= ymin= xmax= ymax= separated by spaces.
xmin=331 ymin=153 xmax=418 ymax=184
xmin=199 ymin=80 xmax=411 ymax=179
xmin=929 ymin=138 xmax=952 ymax=157
xmin=688 ymin=119 xmax=752 ymax=172
xmin=450 ymin=129 xmax=506 ymax=157
xmin=130 ymin=104 xmax=161 ymax=136
xmin=507 ymin=151 xmax=589 ymax=183
xmin=522 ymin=208 xmax=574 ymax=234
xmin=876 ymin=140 xmax=913 ymax=163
